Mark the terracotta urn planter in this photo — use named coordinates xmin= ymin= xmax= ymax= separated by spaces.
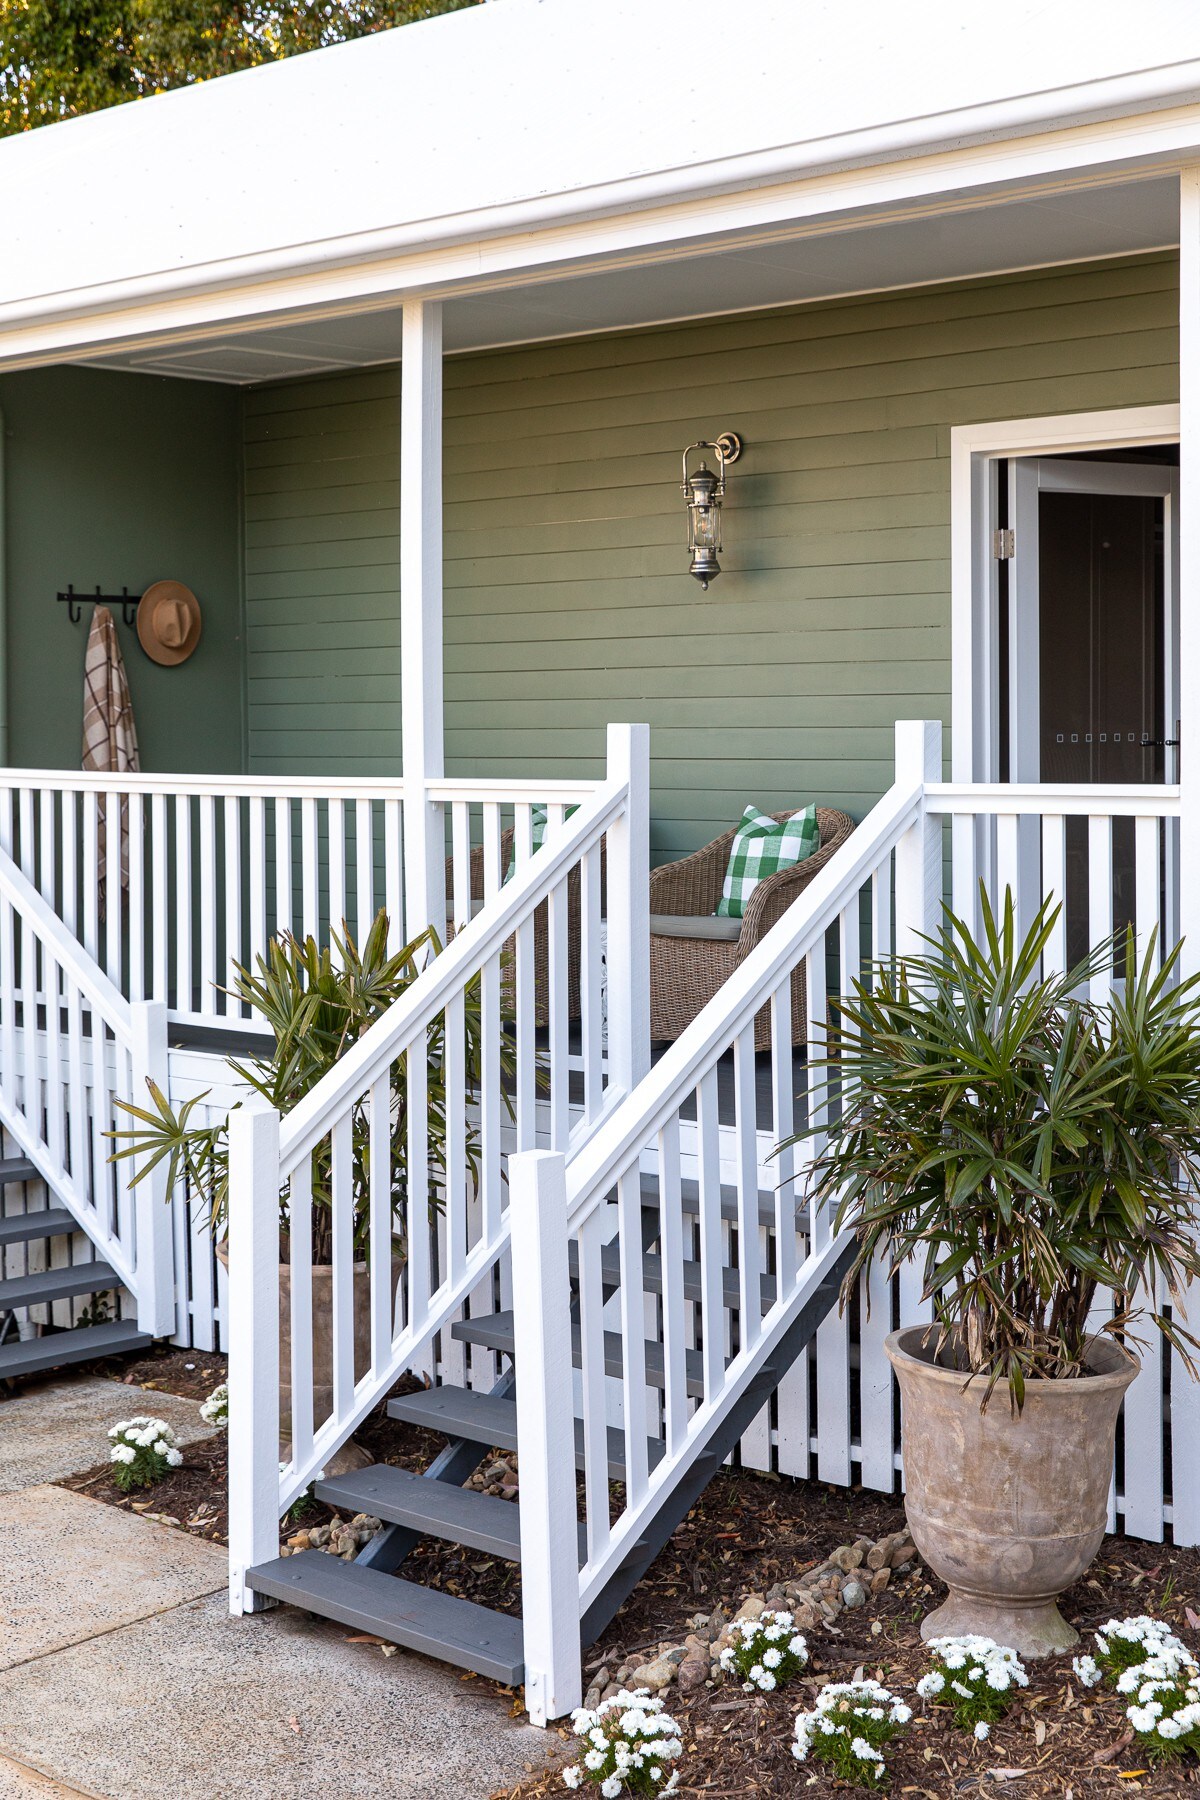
xmin=886 ymin=1325 xmax=1138 ymax=1658
xmin=216 ymin=1244 xmax=402 ymax=1476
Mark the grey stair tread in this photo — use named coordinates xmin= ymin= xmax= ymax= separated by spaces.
xmin=0 ymin=1207 xmax=76 ymax=1248
xmin=246 ymin=1552 xmax=524 ymax=1684
xmin=388 ymin=1384 xmax=666 ymax=1482
xmin=0 ymin=1320 xmax=151 ymax=1378
xmin=388 ymin=1384 xmax=521 ymax=1450
xmin=316 ymin=1463 xmax=532 ymax=1561
xmin=569 ymin=1240 xmax=778 ymax=1311
xmin=0 ymin=1158 xmax=38 ymax=1187
xmin=0 ymin=1261 xmax=119 ymax=1309
xmin=451 ymin=1312 xmax=706 ymax=1398
xmin=642 ymin=1170 xmax=789 ymax=1230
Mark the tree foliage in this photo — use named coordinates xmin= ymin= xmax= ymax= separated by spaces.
xmin=0 ymin=0 xmax=482 ymax=136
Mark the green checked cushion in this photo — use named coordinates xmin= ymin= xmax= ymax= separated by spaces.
xmin=504 ymin=803 xmax=578 ymax=881
xmin=715 ymin=805 xmax=819 ymax=919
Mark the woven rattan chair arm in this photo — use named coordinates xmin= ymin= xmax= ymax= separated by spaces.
xmin=734 ymin=810 xmax=856 ymax=960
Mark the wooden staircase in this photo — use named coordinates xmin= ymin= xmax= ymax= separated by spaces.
xmin=243 ymin=1181 xmax=852 ymax=1685
xmin=0 ymin=1156 xmax=150 ymax=1380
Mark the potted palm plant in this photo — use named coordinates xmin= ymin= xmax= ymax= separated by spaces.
xmin=113 ymin=912 xmax=512 ymax=1456
xmin=797 ymin=891 xmax=1200 ymax=1657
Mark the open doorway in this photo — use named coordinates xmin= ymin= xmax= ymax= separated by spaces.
xmin=985 ymin=438 xmax=1179 ymax=965
xmin=1001 ymin=449 xmax=1178 ymax=788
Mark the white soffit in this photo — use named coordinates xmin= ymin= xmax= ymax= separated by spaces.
xmin=85 ymin=172 xmax=1181 ymax=382
xmin=2 ymin=0 xmax=1200 ymax=354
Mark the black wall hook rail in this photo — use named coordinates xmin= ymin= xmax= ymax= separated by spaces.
xmin=58 ymin=586 xmax=139 ymax=627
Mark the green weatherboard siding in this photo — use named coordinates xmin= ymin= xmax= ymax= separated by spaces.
xmin=243 ymin=253 xmax=1179 ymax=862
xmin=1 ymin=366 xmax=243 ymax=774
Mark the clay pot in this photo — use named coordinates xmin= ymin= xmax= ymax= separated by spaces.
xmin=215 ymin=1244 xmax=401 ymax=1472
xmin=886 ymin=1325 xmax=1138 ymax=1658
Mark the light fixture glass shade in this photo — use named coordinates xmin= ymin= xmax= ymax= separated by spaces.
xmin=681 ymin=437 xmax=740 ymax=590
xmin=686 ymin=464 xmax=722 ymax=587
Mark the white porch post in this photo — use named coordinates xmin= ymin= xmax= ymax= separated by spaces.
xmin=1179 ymin=171 xmax=1200 ymax=973
xmin=400 ymin=298 xmax=447 ymax=946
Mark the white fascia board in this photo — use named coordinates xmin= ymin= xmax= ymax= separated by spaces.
xmin=4 ymin=96 xmax=1200 ymax=369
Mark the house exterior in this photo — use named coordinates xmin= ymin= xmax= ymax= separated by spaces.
xmin=2 ymin=0 xmax=1200 ymax=1721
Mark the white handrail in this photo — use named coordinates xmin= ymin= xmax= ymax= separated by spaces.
xmin=0 ymin=768 xmax=600 ymax=803
xmin=927 ymin=781 xmax=1181 ymax=814
xmin=0 ymin=843 xmax=131 ymax=1033
xmin=564 ymin=777 xmax=924 ymax=1228
xmin=0 ymin=841 xmax=173 ymax=1328
xmin=278 ymin=776 xmax=629 ymax=1172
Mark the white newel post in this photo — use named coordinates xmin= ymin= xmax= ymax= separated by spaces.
xmin=400 ymin=297 xmax=448 ymax=947
xmin=603 ymin=722 xmax=651 ymax=1097
xmin=129 ymin=999 xmax=175 ymax=1337
xmin=510 ymin=1149 xmax=582 ymax=1725
xmin=227 ymin=1100 xmax=282 ymax=1615
xmin=893 ymin=719 xmax=942 ymax=958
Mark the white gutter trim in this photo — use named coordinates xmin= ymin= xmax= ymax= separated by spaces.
xmin=2 ymin=59 xmax=1200 ymax=336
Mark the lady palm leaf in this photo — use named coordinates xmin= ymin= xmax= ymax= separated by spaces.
xmin=110 ymin=910 xmax=517 ymax=1263
xmin=786 ymin=885 xmax=1200 ymax=1403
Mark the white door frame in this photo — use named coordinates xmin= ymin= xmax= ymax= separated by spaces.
xmin=950 ymin=404 xmax=1180 ymax=781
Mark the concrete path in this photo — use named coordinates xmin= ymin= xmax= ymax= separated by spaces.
xmin=0 ymin=1377 xmax=217 ymax=1493
xmin=0 ymin=1757 xmax=90 ymax=1799
xmin=0 ymin=1377 xmax=545 ymax=1799
xmin=0 ymin=1485 xmax=226 ymax=1669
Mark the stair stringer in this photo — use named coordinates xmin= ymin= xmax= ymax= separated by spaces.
xmin=0 ymin=1078 xmax=133 ymax=1289
xmin=578 ymin=1233 xmax=855 ymax=1645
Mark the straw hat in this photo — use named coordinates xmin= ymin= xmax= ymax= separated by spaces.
xmin=137 ymin=581 xmax=202 ymax=666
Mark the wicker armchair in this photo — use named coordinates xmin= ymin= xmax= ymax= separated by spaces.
xmin=648 ymin=807 xmax=856 ymax=1050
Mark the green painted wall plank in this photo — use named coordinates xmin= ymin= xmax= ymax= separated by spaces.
xmin=243 ymin=253 xmax=1180 ymax=860
xmin=3 ymin=366 xmax=244 ymax=774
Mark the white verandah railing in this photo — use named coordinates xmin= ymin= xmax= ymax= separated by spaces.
xmin=225 ymin=725 xmax=649 ymax=1610
xmin=0 ymin=841 xmax=174 ymax=1334
xmin=507 ymin=722 xmax=1190 ymax=1721
xmin=0 ymin=769 xmax=604 ymax=1030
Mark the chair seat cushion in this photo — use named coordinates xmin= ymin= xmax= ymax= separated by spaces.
xmin=650 ymin=913 xmax=742 ymax=942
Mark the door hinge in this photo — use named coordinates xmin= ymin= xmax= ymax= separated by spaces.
xmin=992 ymin=528 xmax=1015 ymax=561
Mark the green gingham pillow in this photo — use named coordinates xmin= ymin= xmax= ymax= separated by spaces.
xmin=504 ymin=803 xmax=578 ymax=882
xmin=715 ymin=805 xmax=819 ymax=918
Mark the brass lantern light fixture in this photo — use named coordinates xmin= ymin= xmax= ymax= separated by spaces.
xmin=681 ymin=432 xmax=742 ymax=589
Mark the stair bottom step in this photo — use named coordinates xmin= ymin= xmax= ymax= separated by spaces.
xmin=0 ymin=1320 xmax=152 ymax=1380
xmin=247 ymin=1552 xmax=524 ymax=1684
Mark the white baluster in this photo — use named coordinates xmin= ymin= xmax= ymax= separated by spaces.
xmin=288 ymin=1161 xmax=315 ymax=1458
xmin=129 ymin=999 xmax=174 ymax=1336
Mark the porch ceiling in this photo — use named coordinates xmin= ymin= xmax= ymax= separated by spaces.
xmin=80 ymin=171 xmax=1182 ymax=383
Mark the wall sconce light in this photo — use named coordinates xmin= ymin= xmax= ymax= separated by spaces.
xmin=681 ymin=432 xmax=742 ymax=589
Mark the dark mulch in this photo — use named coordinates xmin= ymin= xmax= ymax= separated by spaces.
xmin=86 ymin=1340 xmax=229 ymax=1402
xmin=492 ymin=1523 xmax=1200 ymax=1800
xmin=48 ymin=1344 xmax=1200 ymax=1795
